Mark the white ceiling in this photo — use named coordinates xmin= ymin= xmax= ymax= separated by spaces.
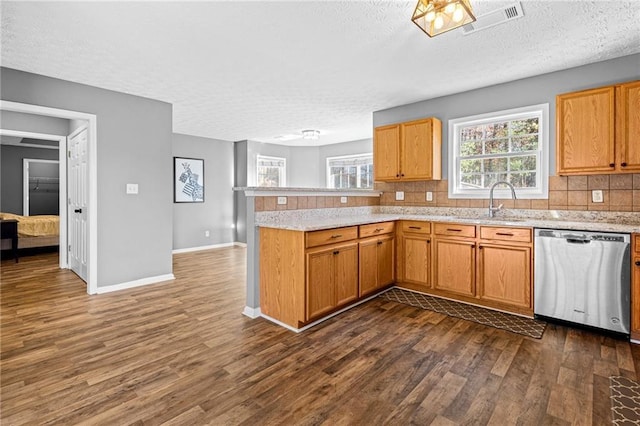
xmin=1 ymin=1 xmax=639 ymax=146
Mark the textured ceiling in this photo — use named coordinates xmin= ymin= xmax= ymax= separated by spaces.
xmin=1 ymin=1 xmax=639 ymax=146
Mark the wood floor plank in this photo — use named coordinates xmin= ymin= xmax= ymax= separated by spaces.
xmin=1 ymin=248 xmax=639 ymax=424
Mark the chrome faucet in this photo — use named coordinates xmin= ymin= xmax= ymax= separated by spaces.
xmin=488 ymin=181 xmax=517 ymax=218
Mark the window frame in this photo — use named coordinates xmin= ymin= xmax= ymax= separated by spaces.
xmin=256 ymin=154 xmax=287 ymax=188
xmin=448 ymin=103 xmax=549 ymax=199
xmin=326 ymin=153 xmax=373 ymax=189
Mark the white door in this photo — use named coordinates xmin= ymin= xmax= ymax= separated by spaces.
xmin=68 ymin=127 xmax=88 ymax=281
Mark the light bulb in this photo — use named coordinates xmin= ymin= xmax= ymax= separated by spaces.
xmin=444 ymin=3 xmax=456 ymax=14
xmin=453 ymin=6 xmax=464 ymax=22
xmin=425 ymin=11 xmax=436 ymax=22
xmin=434 ymin=14 xmax=444 ymax=29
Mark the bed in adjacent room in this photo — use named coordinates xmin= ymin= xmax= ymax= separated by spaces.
xmin=0 ymin=212 xmax=60 ymax=249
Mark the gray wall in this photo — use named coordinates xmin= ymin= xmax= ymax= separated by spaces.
xmin=0 ymin=145 xmax=59 ymax=214
xmin=1 ymin=67 xmax=173 ymax=288
xmin=234 ymin=140 xmax=248 ymax=243
xmin=0 ymin=110 xmax=70 ymax=135
xmin=290 ymin=146 xmax=321 ymax=187
xmin=373 ymin=53 xmax=640 ymax=177
xmin=172 ymin=133 xmax=235 ymax=250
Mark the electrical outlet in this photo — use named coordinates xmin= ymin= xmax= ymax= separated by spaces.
xmin=395 ymin=191 xmax=405 ymax=201
xmin=126 ymin=183 xmax=138 ymax=194
xmin=340 ymin=196 xmax=348 ymax=204
xmin=277 ymin=196 xmax=287 ymax=205
xmin=426 ymin=191 xmax=433 ymax=202
xmin=592 ymin=190 xmax=603 ymax=203
xmin=205 ymin=230 xmax=210 ymax=237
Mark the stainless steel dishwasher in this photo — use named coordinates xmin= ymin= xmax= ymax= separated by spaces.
xmin=534 ymin=228 xmax=631 ymax=335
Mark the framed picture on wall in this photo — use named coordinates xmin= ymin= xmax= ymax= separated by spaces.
xmin=174 ymin=157 xmax=204 ymax=203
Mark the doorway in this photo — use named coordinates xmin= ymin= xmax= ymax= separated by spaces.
xmin=0 ymin=100 xmax=98 ymax=294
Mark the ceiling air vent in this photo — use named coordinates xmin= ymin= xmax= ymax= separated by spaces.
xmin=462 ymin=2 xmax=524 ymax=35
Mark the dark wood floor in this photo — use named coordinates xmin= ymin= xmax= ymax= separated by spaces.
xmin=1 ymin=248 xmax=638 ymax=425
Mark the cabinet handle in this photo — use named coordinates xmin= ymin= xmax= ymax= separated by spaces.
xmin=496 ymin=232 xmax=514 ymax=236
xmin=447 ymin=228 xmax=462 ymax=232
xmin=609 ymin=163 xmax=615 ymax=167
xmin=622 ymin=162 xmax=628 ymax=167
xmin=396 ymin=174 xmax=400 ymax=178
xmin=401 ymin=173 xmax=405 ymax=177
xmin=374 ymin=228 xmax=384 ymax=232
xmin=333 ymin=250 xmax=340 ymax=255
xmin=330 ymin=234 xmax=342 ymax=239
xmin=636 ymin=261 xmax=640 ymax=266
xmin=471 ymin=244 xmax=475 ymax=248
xmin=377 ymin=241 xmax=383 ymax=246
xmin=409 ymin=226 xmax=422 ymax=230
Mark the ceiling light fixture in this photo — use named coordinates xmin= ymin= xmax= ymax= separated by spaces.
xmin=412 ymin=0 xmax=476 ymax=37
xmin=302 ymin=129 xmax=320 ymax=140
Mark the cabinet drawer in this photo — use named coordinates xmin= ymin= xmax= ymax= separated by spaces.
xmin=480 ymin=226 xmax=532 ymax=243
xmin=306 ymin=226 xmax=358 ymax=248
xmin=635 ymin=234 xmax=640 ymax=254
xmin=359 ymin=221 xmax=395 ymax=238
xmin=434 ymin=223 xmax=476 ymax=238
xmin=401 ymin=221 xmax=431 ymax=234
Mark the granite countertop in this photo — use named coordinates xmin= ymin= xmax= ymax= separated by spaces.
xmin=255 ymin=206 xmax=640 ymax=234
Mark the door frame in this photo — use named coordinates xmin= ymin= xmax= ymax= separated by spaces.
xmin=0 ymin=100 xmax=98 ymax=295
xmin=1 ymin=129 xmax=67 ymax=269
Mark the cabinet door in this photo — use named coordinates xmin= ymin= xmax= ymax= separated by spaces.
xmin=401 ymin=118 xmax=434 ymax=180
xmin=402 ymin=234 xmax=430 ymax=288
xmin=617 ymin=81 xmax=640 ymax=172
xmin=433 ymin=238 xmax=475 ymax=296
xmin=334 ymin=243 xmax=359 ymax=307
xmin=557 ymin=87 xmax=615 ymax=174
xmin=359 ymin=239 xmax=379 ymax=297
xmin=377 ymin=236 xmax=395 ymax=288
xmin=374 ymin=125 xmax=400 ymax=181
xmin=478 ymin=243 xmax=531 ymax=309
xmin=306 ymin=248 xmax=336 ymax=321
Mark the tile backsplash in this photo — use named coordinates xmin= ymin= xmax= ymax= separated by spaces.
xmin=374 ymin=174 xmax=640 ymax=212
xmin=253 ymin=174 xmax=640 ymax=212
xmin=254 ymin=195 xmax=380 ymax=212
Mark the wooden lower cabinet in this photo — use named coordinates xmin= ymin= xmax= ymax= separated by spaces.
xmin=432 ymin=238 xmax=475 ymax=297
xmin=307 ymin=241 xmax=359 ymax=321
xmin=632 ymin=234 xmax=640 ymax=341
xmin=401 ymin=234 xmax=431 ymax=288
xmin=477 ymin=243 xmax=531 ymax=309
xmin=359 ymin=235 xmax=394 ymax=297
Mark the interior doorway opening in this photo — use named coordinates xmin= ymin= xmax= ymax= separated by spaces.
xmin=0 ymin=101 xmax=98 ymax=294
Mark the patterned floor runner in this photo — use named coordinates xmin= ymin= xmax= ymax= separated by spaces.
xmin=610 ymin=376 xmax=640 ymax=424
xmin=380 ymin=287 xmax=546 ymax=339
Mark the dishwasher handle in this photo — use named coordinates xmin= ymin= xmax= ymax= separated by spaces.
xmin=566 ymin=237 xmax=591 ymax=244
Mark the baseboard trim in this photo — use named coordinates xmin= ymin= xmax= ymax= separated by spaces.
xmin=259 ymin=290 xmax=387 ymax=333
xmin=172 ymin=242 xmax=237 ymax=254
xmin=96 ymin=273 xmax=175 ymax=294
xmin=234 ymin=242 xmax=247 ymax=248
xmin=242 ymin=306 xmax=262 ymax=319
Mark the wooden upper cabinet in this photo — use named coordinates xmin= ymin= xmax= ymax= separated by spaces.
xmin=617 ymin=81 xmax=640 ymax=172
xmin=401 ymin=118 xmax=442 ymax=180
xmin=373 ymin=125 xmax=401 ymax=181
xmin=373 ymin=117 xmax=442 ymax=181
xmin=556 ymin=86 xmax=615 ymax=175
xmin=556 ymin=80 xmax=640 ymax=175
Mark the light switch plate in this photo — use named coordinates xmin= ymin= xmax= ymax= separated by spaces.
xmin=395 ymin=191 xmax=405 ymax=201
xmin=340 ymin=196 xmax=348 ymax=204
xmin=126 ymin=183 xmax=138 ymax=194
xmin=592 ymin=190 xmax=603 ymax=203
xmin=277 ymin=196 xmax=287 ymax=205
xmin=426 ymin=191 xmax=433 ymax=202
